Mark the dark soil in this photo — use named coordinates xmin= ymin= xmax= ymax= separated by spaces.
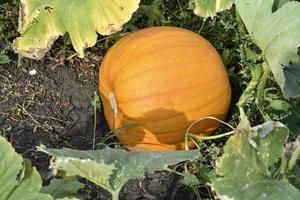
xmin=0 ymin=48 xmax=197 ymax=200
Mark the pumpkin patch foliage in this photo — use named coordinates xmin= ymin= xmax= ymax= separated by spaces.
xmin=1 ymin=0 xmax=300 ymax=199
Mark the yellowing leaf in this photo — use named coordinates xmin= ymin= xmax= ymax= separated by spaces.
xmin=14 ymin=0 xmax=140 ymax=59
xmin=192 ymin=0 xmax=234 ymax=18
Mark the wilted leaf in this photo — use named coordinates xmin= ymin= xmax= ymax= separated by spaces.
xmin=14 ymin=0 xmax=140 ymax=59
xmin=235 ymin=0 xmax=300 ymax=98
xmin=211 ymin=121 xmax=300 ymax=200
xmin=191 ymin=0 xmax=234 ymax=18
xmin=0 ymin=136 xmax=52 ymax=200
xmin=39 ymin=146 xmax=199 ymax=196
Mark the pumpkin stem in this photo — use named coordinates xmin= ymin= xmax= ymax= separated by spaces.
xmin=184 ymin=116 xmax=235 ymax=150
xmin=109 ymin=92 xmax=118 ymax=115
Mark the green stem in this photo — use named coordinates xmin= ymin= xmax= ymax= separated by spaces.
xmin=17 ymin=55 xmax=23 ymax=69
xmin=256 ymin=62 xmax=270 ymax=101
xmin=198 ymin=19 xmax=206 ymax=34
xmin=188 ymin=131 xmax=234 ymax=141
xmin=235 ymin=7 xmax=245 ymax=34
xmin=92 ymin=101 xmax=97 ymax=150
xmin=184 ymin=116 xmax=235 ymax=150
xmin=185 ymin=131 xmax=234 ymax=150
xmin=237 ymin=64 xmax=262 ymax=108
xmin=288 ymin=142 xmax=300 ymax=171
xmin=111 ymin=192 xmax=119 ymax=200
xmin=256 ymin=62 xmax=271 ymax=121
xmin=279 ymin=154 xmax=288 ymax=178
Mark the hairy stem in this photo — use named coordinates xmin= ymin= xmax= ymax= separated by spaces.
xmin=237 ymin=64 xmax=262 ymax=108
xmin=288 ymin=142 xmax=300 ymax=171
xmin=185 ymin=131 xmax=234 ymax=150
xmin=256 ymin=62 xmax=270 ymax=101
xmin=256 ymin=62 xmax=271 ymax=121
xmin=279 ymin=154 xmax=288 ymax=178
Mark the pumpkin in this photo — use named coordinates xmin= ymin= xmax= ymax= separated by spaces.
xmin=99 ymin=26 xmax=231 ymax=151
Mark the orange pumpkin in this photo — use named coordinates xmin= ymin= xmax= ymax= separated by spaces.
xmin=99 ymin=26 xmax=231 ymax=151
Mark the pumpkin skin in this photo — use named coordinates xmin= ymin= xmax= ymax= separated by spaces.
xmin=99 ymin=26 xmax=231 ymax=151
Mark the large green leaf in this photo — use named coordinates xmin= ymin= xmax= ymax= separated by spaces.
xmin=14 ymin=0 xmax=140 ymax=59
xmin=235 ymin=0 xmax=300 ymax=98
xmin=39 ymin=146 xmax=199 ymax=197
xmin=211 ymin=121 xmax=300 ymax=200
xmin=191 ymin=0 xmax=234 ymax=18
xmin=0 ymin=136 xmax=52 ymax=200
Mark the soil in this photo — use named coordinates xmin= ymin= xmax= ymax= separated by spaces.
xmin=0 ymin=45 xmax=197 ymax=200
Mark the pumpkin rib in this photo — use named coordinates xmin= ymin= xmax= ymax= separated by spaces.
xmin=113 ymin=63 xmax=226 ymax=93
xmin=115 ymin=76 xmax=228 ymax=104
xmin=113 ymin=102 xmax=227 ymax=134
xmin=110 ymin=46 xmax=217 ymax=83
xmin=116 ymin=85 xmax=230 ymax=123
xmin=114 ymin=115 xmax=220 ymax=135
xmin=105 ymin=30 xmax=215 ymax=78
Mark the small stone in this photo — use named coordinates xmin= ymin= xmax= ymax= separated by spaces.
xmin=29 ymin=69 xmax=37 ymax=76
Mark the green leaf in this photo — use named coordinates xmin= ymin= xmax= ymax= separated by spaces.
xmin=283 ymin=104 xmax=300 ymax=136
xmin=41 ymin=179 xmax=84 ymax=199
xmin=0 ymin=54 xmax=10 ymax=64
xmin=181 ymin=171 xmax=200 ymax=186
xmin=235 ymin=0 xmax=300 ymax=98
xmin=0 ymin=136 xmax=53 ymax=200
xmin=211 ymin=121 xmax=300 ymax=199
xmin=270 ymin=100 xmax=291 ymax=112
xmin=283 ymin=62 xmax=300 ymax=97
xmin=273 ymin=0 xmax=290 ymax=11
xmin=191 ymin=0 xmax=234 ymax=18
xmin=40 ymin=148 xmax=116 ymax=194
xmin=289 ymin=165 xmax=300 ymax=190
xmin=214 ymin=179 xmax=300 ymax=200
xmin=38 ymin=146 xmax=199 ymax=196
xmin=14 ymin=0 xmax=140 ymax=59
